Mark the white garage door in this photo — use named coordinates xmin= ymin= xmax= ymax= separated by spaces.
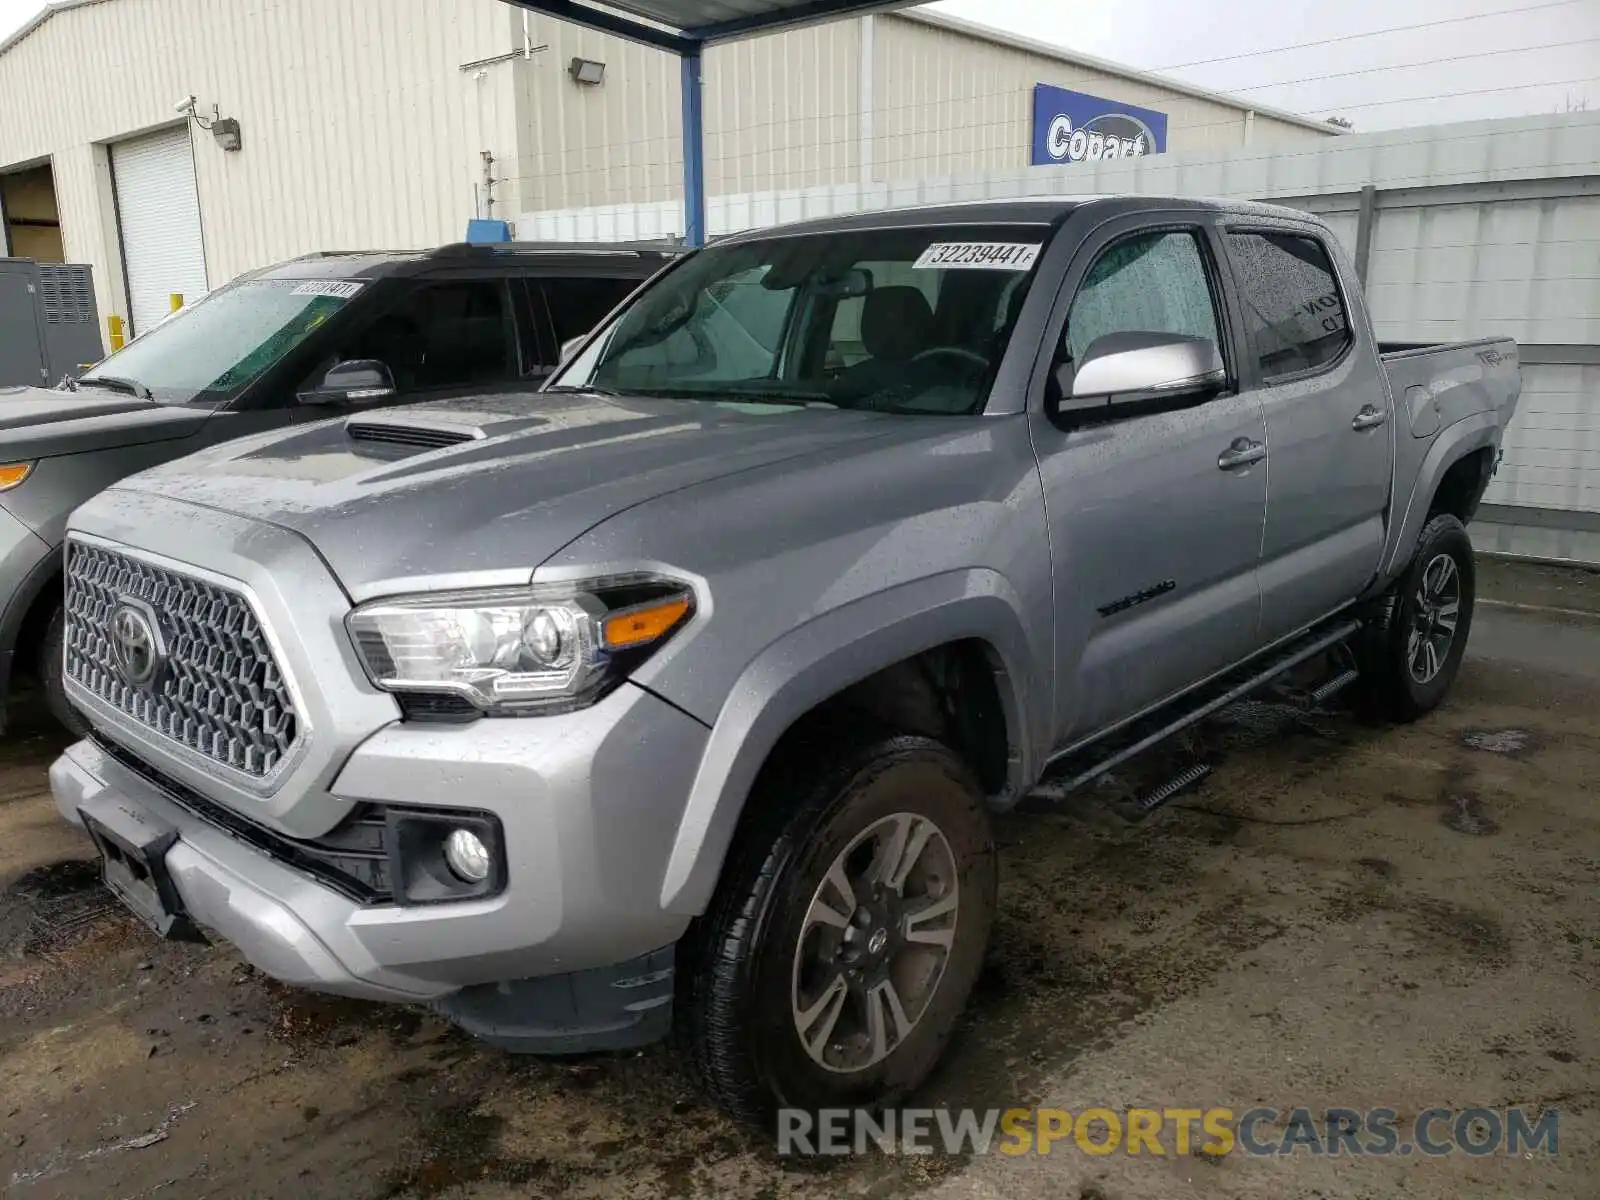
xmin=112 ymin=126 xmax=208 ymax=337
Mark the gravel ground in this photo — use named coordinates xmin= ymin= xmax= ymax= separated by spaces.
xmin=1 ymin=562 xmax=1595 ymax=1200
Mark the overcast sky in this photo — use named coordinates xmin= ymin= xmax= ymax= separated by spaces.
xmin=1 ymin=0 xmax=1595 ymax=131
xmin=929 ymin=0 xmax=1599 ymax=129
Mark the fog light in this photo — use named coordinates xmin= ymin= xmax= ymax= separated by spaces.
xmin=443 ymin=828 xmax=491 ymax=883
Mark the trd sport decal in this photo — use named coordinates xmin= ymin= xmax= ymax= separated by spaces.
xmin=1097 ymin=579 xmax=1177 ymax=618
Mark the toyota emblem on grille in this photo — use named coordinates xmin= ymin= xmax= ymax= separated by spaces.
xmin=110 ymin=599 xmax=166 ymax=689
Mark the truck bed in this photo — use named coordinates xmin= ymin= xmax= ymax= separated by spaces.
xmin=1379 ymin=336 xmax=1521 ymax=435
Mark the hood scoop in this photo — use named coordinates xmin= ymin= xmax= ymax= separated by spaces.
xmin=345 ymin=414 xmax=484 ymax=450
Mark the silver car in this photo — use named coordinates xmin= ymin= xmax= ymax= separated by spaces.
xmin=51 ymin=196 xmax=1520 ymax=1120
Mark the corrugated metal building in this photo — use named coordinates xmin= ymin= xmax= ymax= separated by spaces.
xmin=0 ymin=0 xmax=1335 ymax=337
xmin=0 ymin=0 xmax=522 ymax=337
xmin=516 ymin=10 xmax=1337 ymax=210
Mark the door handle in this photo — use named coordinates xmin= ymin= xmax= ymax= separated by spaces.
xmin=1351 ymin=405 xmax=1389 ymax=431
xmin=1217 ymin=438 xmax=1267 ymax=470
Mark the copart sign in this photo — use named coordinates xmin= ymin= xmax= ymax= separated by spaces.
xmin=1031 ymin=84 xmax=1168 ymax=166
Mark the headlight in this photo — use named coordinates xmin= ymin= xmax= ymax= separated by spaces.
xmin=347 ymin=576 xmax=693 ymax=716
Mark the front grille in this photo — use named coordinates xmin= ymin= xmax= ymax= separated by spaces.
xmin=64 ymin=541 xmax=301 ymax=778
xmin=94 ymin=737 xmax=393 ymax=904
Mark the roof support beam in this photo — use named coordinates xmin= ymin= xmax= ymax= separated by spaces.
xmin=684 ymin=0 xmax=911 ymax=44
xmin=499 ymin=0 xmax=914 ymax=247
xmin=680 ymin=48 xmax=706 ymax=246
xmin=502 ymin=0 xmax=697 ymax=56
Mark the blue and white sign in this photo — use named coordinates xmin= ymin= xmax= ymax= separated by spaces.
xmin=1031 ymin=84 xmax=1168 ymax=166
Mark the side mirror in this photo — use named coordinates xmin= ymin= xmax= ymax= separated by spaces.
xmin=1053 ymin=333 xmax=1224 ymax=425
xmin=298 ymin=359 xmax=396 ymax=406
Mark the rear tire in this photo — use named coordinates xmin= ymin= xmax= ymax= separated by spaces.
xmin=40 ymin=604 xmax=90 ymax=740
xmin=1357 ymin=513 xmax=1475 ymax=722
xmin=678 ymin=729 xmax=996 ymax=1125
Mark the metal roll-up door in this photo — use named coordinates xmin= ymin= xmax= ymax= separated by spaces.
xmin=111 ymin=126 xmax=208 ymax=336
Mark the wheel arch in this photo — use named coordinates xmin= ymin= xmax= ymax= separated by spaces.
xmin=1 ymin=551 xmax=63 ymax=681
xmin=1427 ymin=445 xmax=1495 ymax=526
xmin=657 ymin=570 xmax=1042 ymax=916
xmin=1378 ymin=412 xmax=1499 ymax=582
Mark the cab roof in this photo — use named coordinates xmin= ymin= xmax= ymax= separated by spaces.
xmin=249 ymin=241 xmax=682 ymax=282
xmin=713 ymin=199 xmax=1094 ymax=243
xmin=712 ymin=195 xmax=1318 ymax=243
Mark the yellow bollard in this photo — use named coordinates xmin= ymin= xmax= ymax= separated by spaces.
xmin=107 ymin=314 xmax=126 ymax=352
xmin=169 ymin=293 xmax=183 ymax=312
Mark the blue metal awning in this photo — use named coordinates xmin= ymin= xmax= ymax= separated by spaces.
xmin=503 ymin=0 xmax=920 ymax=245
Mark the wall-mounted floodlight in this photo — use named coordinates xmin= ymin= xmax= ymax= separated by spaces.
xmin=568 ymin=57 xmax=606 ymax=85
xmin=211 ymin=118 xmax=242 ymax=151
xmin=176 ymin=96 xmax=242 ymax=151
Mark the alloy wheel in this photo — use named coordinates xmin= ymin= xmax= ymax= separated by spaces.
xmin=790 ymin=811 xmax=960 ymax=1074
xmin=1407 ymin=551 xmax=1461 ymax=684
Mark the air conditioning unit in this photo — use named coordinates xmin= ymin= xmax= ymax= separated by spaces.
xmin=0 ymin=258 xmax=102 ymax=387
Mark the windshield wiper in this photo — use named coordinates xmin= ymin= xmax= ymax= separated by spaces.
xmin=542 ymin=383 xmax=626 ymax=398
xmin=547 ymin=383 xmax=839 ymax=409
xmin=77 ymin=374 xmax=152 ymax=400
xmin=718 ymin=395 xmax=839 ymax=409
xmin=631 ymin=386 xmax=840 ymax=409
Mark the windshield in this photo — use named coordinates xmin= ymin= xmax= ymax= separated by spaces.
xmin=551 ymin=225 xmax=1048 ymax=414
xmin=77 ymin=278 xmax=362 ymax=404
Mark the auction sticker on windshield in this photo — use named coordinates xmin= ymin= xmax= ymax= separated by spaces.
xmin=290 ymin=281 xmax=364 ymax=299
xmin=913 ymin=242 xmax=1041 ymax=270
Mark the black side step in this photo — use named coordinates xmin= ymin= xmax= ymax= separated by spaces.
xmin=1114 ymin=761 xmax=1213 ymax=823
xmin=1027 ymin=618 xmax=1362 ymax=804
xmin=1302 ymin=667 xmax=1361 ymax=710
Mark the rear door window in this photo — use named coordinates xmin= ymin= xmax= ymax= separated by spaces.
xmin=1226 ymin=232 xmax=1351 ymax=379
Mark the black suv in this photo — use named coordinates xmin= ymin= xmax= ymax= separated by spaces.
xmin=0 ymin=241 xmax=675 ymax=735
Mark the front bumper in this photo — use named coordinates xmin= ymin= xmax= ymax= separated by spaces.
xmin=51 ymin=680 xmax=711 ymax=1048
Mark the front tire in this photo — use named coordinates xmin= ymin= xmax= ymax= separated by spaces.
xmin=1358 ymin=513 xmax=1475 ymax=722
xmin=40 ymin=604 xmax=90 ymax=739
xmin=679 ymin=730 xmax=996 ymax=1124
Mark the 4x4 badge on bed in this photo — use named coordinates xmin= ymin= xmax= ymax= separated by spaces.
xmin=110 ymin=599 xmax=165 ymax=689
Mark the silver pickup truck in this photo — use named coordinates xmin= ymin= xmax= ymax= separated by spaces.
xmin=50 ymin=196 xmax=1519 ymax=1122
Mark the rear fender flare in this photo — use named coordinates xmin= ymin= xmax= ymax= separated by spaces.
xmin=1377 ymin=412 xmax=1498 ymax=584
xmin=656 ymin=569 xmax=1041 ymax=915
